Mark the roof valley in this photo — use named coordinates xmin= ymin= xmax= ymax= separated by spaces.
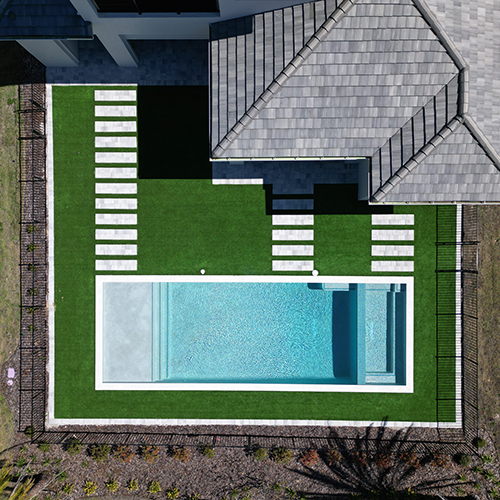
xmin=211 ymin=0 xmax=357 ymax=158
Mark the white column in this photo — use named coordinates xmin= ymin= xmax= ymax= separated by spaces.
xmin=95 ymin=32 xmax=139 ymax=67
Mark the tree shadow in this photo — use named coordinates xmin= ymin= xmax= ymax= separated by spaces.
xmin=288 ymin=425 xmax=468 ymax=498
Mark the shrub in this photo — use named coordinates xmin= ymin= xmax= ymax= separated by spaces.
xmin=27 ymin=244 xmax=37 ymax=252
xmin=27 ymin=264 xmax=37 ymax=272
xmin=57 ymin=471 xmax=68 ymax=482
xmin=83 ymin=481 xmax=97 ymax=496
xmin=15 ymin=457 xmax=27 ymax=467
xmin=165 ymin=488 xmax=180 ymax=500
xmin=351 ymin=451 xmax=368 ymax=466
xmin=374 ymin=452 xmax=392 ymax=469
xmin=400 ymin=452 xmax=421 ymax=468
xmin=172 ymin=447 xmax=191 ymax=463
xmin=273 ymin=447 xmax=293 ymax=465
xmin=147 ymin=481 xmax=161 ymax=494
xmin=27 ymin=307 xmax=37 ymax=315
xmin=113 ymin=445 xmax=135 ymax=463
xmin=481 ymin=454 xmax=494 ymax=464
xmin=105 ymin=479 xmax=119 ymax=492
xmin=475 ymin=437 xmax=487 ymax=449
xmin=28 ymin=325 xmax=37 ymax=333
xmin=24 ymin=426 xmax=35 ymax=438
xmin=28 ymin=288 xmax=37 ymax=297
xmin=300 ymin=449 xmax=319 ymax=467
xmin=38 ymin=442 xmax=50 ymax=453
xmin=431 ymin=451 xmax=449 ymax=467
xmin=141 ymin=445 xmax=160 ymax=463
xmin=457 ymin=454 xmax=471 ymax=467
xmin=127 ymin=479 xmax=139 ymax=491
xmin=62 ymin=483 xmax=74 ymax=495
xmin=253 ymin=447 xmax=268 ymax=461
xmin=27 ymin=225 xmax=37 ymax=234
xmin=481 ymin=468 xmax=495 ymax=480
xmin=201 ymin=445 xmax=215 ymax=459
xmin=325 ymin=448 xmax=342 ymax=465
xmin=187 ymin=495 xmax=200 ymax=500
xmin=89 ymin=444 xmax=111 ymax=464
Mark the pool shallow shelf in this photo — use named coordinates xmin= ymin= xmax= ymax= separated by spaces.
xmin=96 ymin=275 xmax=413 ymax=393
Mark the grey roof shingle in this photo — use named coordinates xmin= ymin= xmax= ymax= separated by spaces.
xmin=380 ymin=123 xmax=500 ymax=203
xmin=211 ymin=0 xmax=459 ymax=159
xmin=0 ymin=0 xmax=92 ymax=39
xmin=210 ymin=0 xmax=500 ymax=202
xmin=424 ymin=0 xmax=500 ymax=161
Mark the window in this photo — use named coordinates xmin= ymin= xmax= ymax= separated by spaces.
xmin=93 ymin=0 xmax=219 ymax=13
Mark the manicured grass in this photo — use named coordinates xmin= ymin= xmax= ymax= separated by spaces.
xmin=52 ymin=85 xmax=456 ymax=423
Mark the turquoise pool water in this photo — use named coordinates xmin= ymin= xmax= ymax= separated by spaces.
xmin=146 ymin=282 xmax=407 ymax=385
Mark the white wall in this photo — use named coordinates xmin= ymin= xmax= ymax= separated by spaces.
xmin=64 ymin=0 xmax=312 ymax=66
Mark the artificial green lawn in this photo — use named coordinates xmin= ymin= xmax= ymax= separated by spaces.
xmin=52 ymin=85 xmax=456 ymax=422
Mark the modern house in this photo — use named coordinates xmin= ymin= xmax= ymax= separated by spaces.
xmin=1 ymin=0 xmax=488 ymax=430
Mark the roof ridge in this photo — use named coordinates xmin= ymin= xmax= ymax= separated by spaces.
xmin=371 ymin=116 xmax=464 ymax=203
xmin=212 ymin=0 xmax=357 ymax=159
xmin=411 ymin=0 xmax=469 ymax=115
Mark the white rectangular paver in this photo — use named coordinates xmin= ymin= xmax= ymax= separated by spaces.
xmin=95 ymin=152 xmax=137 ymax=163
xmin=372 ymin=214 xmax=414 ymax=225
xmin=95 ymin=244 xmax=137 ymax=256
xmin=272 ymin=245 xmax=314 ymax=256
xmin=95 ymin=121 xmax=137 ymax=133
xmin=95 ymin=229 xmax=137 ymax=240
xmin=371 ymin=261 xmax=414 ymax=272
xmin=95 ymin=259 xmax=137 ymax=271
xmin=95 ymin=213 xmax=137 ymax=225
xmin=371 ymin=229 xmax=414 ymax=241
xmin=212 ymin=178 xmax=263 ymax=185
xmin=95 ymin=105 xmax=136 ymax=117
xmin=371 ymin=245 xmax=414 ymax=257
xmin=272 ymin=215 xmax=314 ymax=225
xmin=272 ymin=230 xmax=314 ymax=241
xmin=95 ymin=198 xmax=137 ymax=210
xmin=95 ymin=90 xmax=137 ymax=101
xmin=95 ymin=168 xmax=137 ymax=179
xmin=95 ymin=183 xmax=137 ymax=194
xmin=272 ymin=260 xmax=314 ymax=271
xmin=95 ymin=136 xmax=137 ymax=148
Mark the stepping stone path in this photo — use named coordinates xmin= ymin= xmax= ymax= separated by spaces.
xmin=371 ymin=214 xmax=415 ymax=272
xmin=94 ymin=88 xmax=138 ymax=272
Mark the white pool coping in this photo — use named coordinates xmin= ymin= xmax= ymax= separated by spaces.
xmin=95 ymin=275 xmax=414 ymax=394
xmin=46 ymin=84 xmax=462 ymax=429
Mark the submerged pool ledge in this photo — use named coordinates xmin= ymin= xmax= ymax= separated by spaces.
xmin=96 ymin=275 xmax=414 ymax=394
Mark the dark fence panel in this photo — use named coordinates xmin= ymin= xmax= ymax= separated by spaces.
xmin=18 ymin=52 xmax=47 ymax=435
xmin=435 ymin=206 xmax=478 ymax=444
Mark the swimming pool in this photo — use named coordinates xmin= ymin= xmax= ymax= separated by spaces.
xmin=96 ymin=276 xmax=413 ymax=392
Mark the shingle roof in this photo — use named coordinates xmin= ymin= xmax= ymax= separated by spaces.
xmin=0 ymin=0 xmax=92 ymax=39
xmin=210 ymin=0 xmax=500 ymax=202
xmin=211 ymin=0 xmax=459 ymax=160
xmin=377 ymin=120 xmax=500 ymax=203
xmin=423 ymin=0 xmax=500 ymax=170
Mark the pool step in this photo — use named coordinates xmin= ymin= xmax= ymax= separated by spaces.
xmin=151 ymin=283 xmax=168 ymax=382
xmin=357 ymin=284 xmax=399 ymax=385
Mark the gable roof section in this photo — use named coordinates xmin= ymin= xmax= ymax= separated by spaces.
xmin=210 ymin=0 xmax=459 ymax=160
xmin=423 ymin=0 xmax=500 ymax=172
xmin=0 ymin=0 xmax=92 ymax=39
xmin=374 ymin=119 xmax=500 ymax=203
